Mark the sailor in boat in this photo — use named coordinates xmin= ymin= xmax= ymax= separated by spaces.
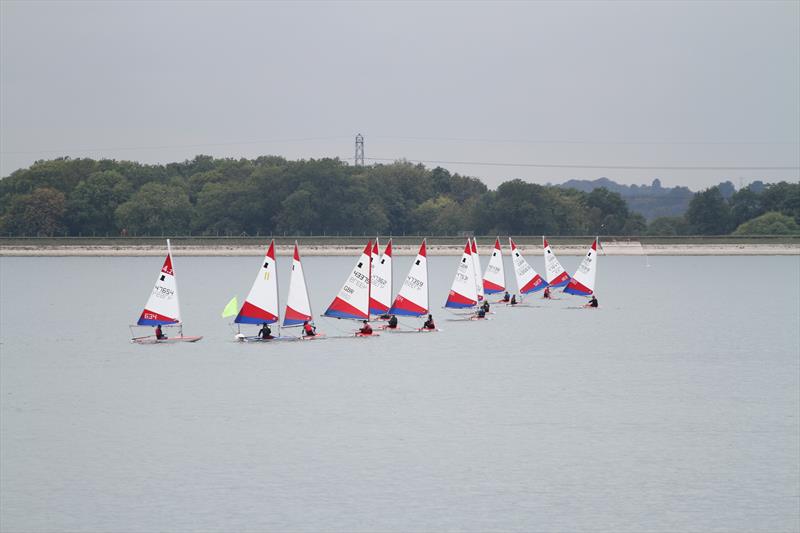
xmin=302 ymin=321 xmax=317 ymax=337
xmin=481 ymin=300 xmax=490 ymax=314
xmin=510 ymin=294 xmax=517 ymax=305
xmin=155 ymin=324 xmax=167 ymax=340
xmin=359 ymin=320 xmax=373 ymax=335
xmin=423 ymin=314 xmax=436 ymax=330
xmin=585 ymin=295 xmax=599 ymax=308
xmin=476 ymin=307 xmax=486 ymax=319
xmin=258 ymin=323 xmax=274 ymax=340
xmin=543 ymin=287 xmax=551 ymax=299
xmin=387 ymin=315 xmax=398 ymax=329
xmin=501 ymin=291 xmax=510 ymax=303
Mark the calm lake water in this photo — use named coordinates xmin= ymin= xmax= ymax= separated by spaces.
xmin=1 ymin=253 xmax=798 ymax=532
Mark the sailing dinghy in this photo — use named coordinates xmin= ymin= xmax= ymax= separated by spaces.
xmin=384 ymin=239 xmax=438 ymax=332
xmin=471 ymin=238 xmax=485 ymax=302
xmin=369 ymin=238 xmax=393 ymax=318
xmin=324 ymin=241 xmax=380 ymax=336
xmin=445 ymin=240 xmax=479 ymax=313
xmin=482 ymin=237 xmax=506 ymax=297
xmin=543 ymin=237 xmax=571 ymax=288
xmin=232 ymin=240 xmax=295 ymax=342
xmin=564 ymin=237 xmax=599 ymax=297
xmin=509 ymin=238 xmax=547 ymax=299
xmin=131 ymin=239 xmax=202 ymax=344
xmin=284 ymin=241 xmax=325 ymax=339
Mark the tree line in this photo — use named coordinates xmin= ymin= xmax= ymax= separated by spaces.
xmin=0 ymin=155 xmax=797 ymax=237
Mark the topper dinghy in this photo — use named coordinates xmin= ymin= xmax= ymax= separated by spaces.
xmin=284 ymin=241 xmax=325 ymax=339
xmin=232 ymin=240 xmax=297 ymax=341
xmin=509 ymin=238 xmax=547 ymax=298
xmin=564 ymin=237 xmax=599 ymax=297
xmin=369 ymin=239 xmax=393 ymax=317
xmin=384 ymin=239 xmax=439 ymax=332
xmin=482 ymin=237 xmax=506 ymax=296
xmin=543 ymin=236 xmax=571 ymax=288
xmin=445 ymin=240 xmax=479 ymax=311
xmin=131 ymin=239 xmax=202 ymax=344
xmin=470 ymin=238 xmax=485 ymax=302
xmin=324 ymin=241 xmax=379 ymax=337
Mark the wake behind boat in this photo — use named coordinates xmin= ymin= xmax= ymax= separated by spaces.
xmin=130 ymin=239 xmax=202 ymax=344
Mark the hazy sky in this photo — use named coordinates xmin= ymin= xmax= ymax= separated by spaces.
xmin=1 ymin=0 xmax=798 ymax=189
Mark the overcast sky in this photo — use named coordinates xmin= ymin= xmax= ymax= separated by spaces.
xmin=1 ymin=0 xmax=798 ymax=189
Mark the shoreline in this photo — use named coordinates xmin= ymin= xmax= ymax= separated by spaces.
xmin=1 ymin=243 xmax=798 ymax=256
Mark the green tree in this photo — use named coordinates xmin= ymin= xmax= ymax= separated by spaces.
xmin=586 ymin=187 xmax=630 ymax=234
xmin=733 ymin=211 xmax=800 ymax=235
xmin=0 ymin=187 xmax=67 ymax=235
xmin=65 ymin=171 xmax=133 ymax=234
xmin=760 ymin=181 xmax=800 ymax=222
xmin=729 ymin=186 xmax=763 ymax=227
xmin=412 ymin=196 xmax=469 ymax=235
xmin=192 ymin=181 xmax=261 ymax=235
xmin=647 ymin=216 xmax=690 ymax=235
xmin=275 ymin=189 xmax=318 ymax=234
xmin=620 ymin=213 xmax=647 ymax=235
xmin=686 ymin=186 xmax=733 ymax=234
xmin=114 ymin=182 xmax=193 ymax=235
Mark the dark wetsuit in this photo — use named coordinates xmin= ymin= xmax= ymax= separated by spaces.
xmin=387 ymin=316 xmax=398 ymax=329
xmin=589 ymin=297 xmax=598 ymax=308
xmin=423 ymin=319 xmax=435 ymax=330
xmin=259 ymin=325 xmax=273 ymax=339
xmin=477 ymin=308 xmax=486 ymax=318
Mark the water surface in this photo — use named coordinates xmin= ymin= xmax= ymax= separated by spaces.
xmin=1 ymin=254 xmax=798 ymax=532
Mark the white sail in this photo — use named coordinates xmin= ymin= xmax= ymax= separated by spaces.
xmin=324 ymin=241 xmax=372 ymax=320
xmin=445 ymin=240 xmax=478 ymax=309
xmin=235 ymin=240 xmax=279 ymax=324
xmin=543 ymin=236 xmax=571 ymax=287
xmin=283 ymin=241 xmax=313 ymax=326
xmin=471 ymin=238 xmax=485 ymax=301
xmin=370 ymin=238 xmax=392 ymax=315
xmin=482 ymin=237 xmax=506 ymax=294
xmin=388 ymin=239 xmax=428 ymax=316
xmin=509 ymin=238 xmax=547 ymax=294
xmin=564 ymin=238 xmax=598 ymax=296
xmin=137 ymin=239 xmax=181 ymax=325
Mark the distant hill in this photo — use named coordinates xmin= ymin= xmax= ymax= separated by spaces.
xmin=556 ymin=178 xmax=694 ymax=220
